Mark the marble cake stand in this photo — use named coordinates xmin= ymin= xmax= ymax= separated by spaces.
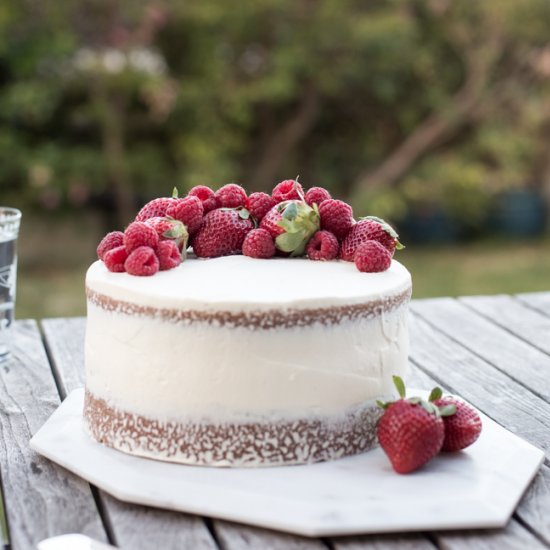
xmin=30 ymin=389 xmax=544 ymax=537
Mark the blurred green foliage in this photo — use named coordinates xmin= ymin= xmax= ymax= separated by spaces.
xmin=0 ymin=0 xmax=549 ymax=233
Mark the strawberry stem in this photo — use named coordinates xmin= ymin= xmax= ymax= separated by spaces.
xmin=392 ymin=375 xmax=406 ymax=399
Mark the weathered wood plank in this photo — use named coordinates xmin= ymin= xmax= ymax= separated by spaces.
xmin=332 ymin=534 xmax=436 ymax=549
xmin=41 ymin=318 xmax=217 ymax=550
xmin=516 ymin=292 xmax=550 ymax=317
xmin=411 ymin=298 xmax=550 ymax=400
xmin=460 ymin=295 xmax=550 ymax=356
xmin=0 ymin=320 xmax=108 ymax=549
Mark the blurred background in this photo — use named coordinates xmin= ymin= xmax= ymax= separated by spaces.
xmin=1 ymin=0 xmax=549 ymax=320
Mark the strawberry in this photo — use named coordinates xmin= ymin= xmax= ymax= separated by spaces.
xmin=124 ymin=222 xmax=159 ymax=253
xmin=242 ymin=228 xmax=276 ymax=259
xmin=247 ymin=192 xmax=275 ymax=222
xmin=166 ymin=195 xmax=204 ymax=235
xmin=341 ymin=217 xmax=403 ymax=261
xmin=430 ymin=390 xmax=482 ymax=452
xmin=97 ymin=231 xmax=124 ymax=261
xmin=355 ymin=240 xmax=392 ymax=272
xmin=124 ymin=246 xmax=159 ymax=276
xmin=103 ymin=245 xmax=128 ymax=272
xmin=215 ymin=183 xmax=247 ymax=209
xmin=377 ymin=376 xmax=445 ymax=474
xmin=188 ymin=185 xmax=217 ymax=213
xmin=305 ymin=187 xmax=331 ymax=207
xmin=318 ymin=199 xmax=355 ymax=241
xmin=156 ymin=240 xmax=183 ymax=271
xmin=272 ymin=179 xmax=304 ymax=203
xmin=193 ymin=208 xmax=254 ymax=258
xmin=260 ymin=200 xmax=320 ymax=256
xmin=135 ymin=188 xmax=179 ymax=222
xmin=145 ymin=217 xmax=188 ymax=252
xmin=306 ymin=230 xmax=339 ymax=261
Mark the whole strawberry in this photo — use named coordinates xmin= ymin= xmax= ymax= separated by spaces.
xmin=377 ymin=376 xmax=445 ymax=474
xmin=145 ymin=217 xmax=188 ymax=250
xmin=260 ymin=200 xmax=320 ymax=256
xmin=355 ymin=240 xmax=392 ymax=273
xmin=193 ymin=208 xmax=254 ymax=258
xmin=166 ymin=195 xmax=204 ymax=235
xmin=247 ymin=192 xmax=275 ymax=222
xmin=124 ymin=246 xmax=159 ymax=276
xmin=305 ymin=187 xmax=331 ymax=207
xmin=318 ymin=199 xmax=355 ymax=241
xmin=188 ymin=185 xmax=217 ymax=213
xmin=306 ymin=230 xmax=339 ymax=261
xmin=124 ymin=222 xmax=159 ymax=253
xmin=341 ymin=217 xmax=403 ymax=261
xmin=135 ymin=188 xmax=179 ymax=222
xmin=97 ymin=231 xmax=124 ymax=261
xmin=215 ymin=183 xmax=247 ymax=209
xmin=156 ymin=240 xmax=183 ymax=271
xmin=430 ymin=390 xmax=482 ymax=452
xmin=272 ymin=179 xmax=304 ymax=203
xmin=242 ymin=228 xmax=276 ymax=259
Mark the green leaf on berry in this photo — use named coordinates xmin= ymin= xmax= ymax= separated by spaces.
xmin=439 ymin=404 xmax=457 ymax=417
xmin=376 ymin=399 xmax=390 ymax=410
xmin=238 ymin=207 xmax=250 ymax=220
xmin=428 ymin=387 xmax=443 ymax=402
xmin=276 ymin=231 xmax=306 ymax=252
xmin=171 ymin=187 xmax=179 ymax=199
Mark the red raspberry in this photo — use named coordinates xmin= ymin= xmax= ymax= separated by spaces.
xmin=305 ymin=187 xmax=331 ymax=207
xmin=247 ymin=192 xmax=275 ymax=222
xmin=354 ymin=240 xmax=391 ymax=273
xmin=124 ymin=246 xmax=160 ymax=276
xmin=124 ymin=222 xmax=159 ymax=253
xmin=166 ymin=196 xmax=204 ymax=235
xmin=156 ymin=240 xmax=183 ymax=271
xmin=193 ymin=208 xmax=254 ymax=258
xmin=103 ymin=245 xmax=128 ymax=272
xmin=318 ymin=199 xmax=355 ymax=241
xmin=242 ymin=228 xmax=276 ymax=259
xmin=97 ymin=231 xmax=124 ymax=261
xmin=434 ymin=397 xmax=482 ymax=452
xmin=215 ymin=184 xmax=247 ymax=209
xmin=135 ymin=196 xmax=177 ymax=222
xmin=188 ymin=185 xmax=217 ymax=213
xmin=306 ymin=230 xmax=339 ymax=261
xmin=341 ymin=217 xmax=402 ymax=261
xmin=272 ymin=179 xmax=304 ymax=203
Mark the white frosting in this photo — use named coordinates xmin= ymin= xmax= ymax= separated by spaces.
xmin=85 ymin=256 xmax=411 ymax=422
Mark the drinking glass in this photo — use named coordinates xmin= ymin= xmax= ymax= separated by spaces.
xmin=0 ymin=207 xmax=21 ymax=360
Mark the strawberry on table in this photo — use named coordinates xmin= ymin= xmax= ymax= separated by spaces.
xmin=318 ymin=199 xmax=355 ymax=241
xmin=341 ymin=217 xmax=403 ymax=261
xmin=188 ymin=185 xmax=217 ymax=213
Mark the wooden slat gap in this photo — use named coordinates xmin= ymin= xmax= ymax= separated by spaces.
xmin=514 ymin=511 xmax=550 ymax=548
xmin=37 ymin=322 xmax=67 ymax=401
xmin=515 ymin=295 xmax=550 ymax=319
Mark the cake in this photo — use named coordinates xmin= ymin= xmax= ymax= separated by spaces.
xmin=84 ymin=255 xmax=411 ymax=467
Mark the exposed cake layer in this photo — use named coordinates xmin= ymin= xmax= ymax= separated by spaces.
xmin=84 ymin=390 xmax=383 ymax=467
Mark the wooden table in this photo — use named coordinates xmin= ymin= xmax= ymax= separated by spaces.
xmin=2 ymin=292 xmax=550 ymax=549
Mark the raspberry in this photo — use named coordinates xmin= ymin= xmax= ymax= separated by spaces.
xmin=318 ymin=199 xmax=355 ymax=241
xmin=354 ymin=240 xmax=391 ymax=273
xmin=341 ymin=217 xmax=402 ymax=261
xmin=272 ymin=179 xmax=304 ymax=203
xmin=156 ymin=240 xmax=182 ymax=271
xmin=124 ymin=222 xmax=159 ymax=253
xmin=306 ymin=230 xmax=339 ymax=261
xmin=305 ymin=187 xmax=331 ymax=207
xmin=193 ymin=208 xmax=254 ymax=258
xmin=135 ymin=196 xmax=177 ymax=222
xmin=188 ymin=185 xmax=217 ymax=213
xmin=166 ymin=196 xmax=204 ymax=235
xmin=215 ymin=184 xmax=247 ymax=209
xmin=103 ymin=245 xmax=128 ymax=272
xmin=247 ymin=192 xmax=275 ymax=222
xmin=97 ymin=231 xmax=124 ymax=261
xmin=242 ymin=228 xmax=276 ymax=259
xmin=124 ymin=246 xmax=160 ymax=276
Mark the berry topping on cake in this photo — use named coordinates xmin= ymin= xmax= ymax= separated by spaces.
xmin=156 ymin=240 xmax=183 ymax=271
xmin=341 ymin=217 xmax=403 ymax=261
xmin=306 ymin=230 xmax=339 ymax=261
xmin=355 ymin=240 xmax=392 ymax=273
xmin=430 ymin=391 xmax=482 ymax=452
xmin=193 ymin=208 xmax=254 ymax=258
xmin=135 ymin=188 xmax=179 ymax=222
xmin=260 ymin=200 xmax=320 ymax=256
xmin=247 ymin=192 xmax=276 ymax=222
xmin=215 ymin=184 xmax=248 ymax=209
xmin=166 ymin=195 xmax=204 ymax=235
xmin=124 ymin=246 xmax=160 ymax=276
xmin=377 ymin=377 xmax=445 ymax=474
xmin=272 ymin=179 xmax=304 ymax=203
xmin=97 ymin=231 xmax=124 ymax=261
xmin=103 ymin=245 xmax=128 ymax=272
xmin=242 ymin=228 xmax=276 ymax=259
xmin=188 ymin=185 xmax=217 ymax=213
xmin=318 ymin=199 xmax=354 ymax=241
xmin=305 ymin=187 xmax=331 ymax=207
xmin=145 ymin=217 xmax=188 ymax=249
xmin=124 ymin=222 xmax=160 ymax=253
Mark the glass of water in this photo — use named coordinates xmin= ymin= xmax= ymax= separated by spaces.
xmin=0 ymin=207 xmax=21 ymax=360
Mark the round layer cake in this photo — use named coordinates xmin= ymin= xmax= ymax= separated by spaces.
xmin=84 ymin=255 xmax=412 ymax=467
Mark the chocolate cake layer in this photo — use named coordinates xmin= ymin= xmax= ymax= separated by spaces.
xmin=84 ymin=391 xmax=383 ymax=466
xmin=86 ymin=285 xmax=412 ymax=329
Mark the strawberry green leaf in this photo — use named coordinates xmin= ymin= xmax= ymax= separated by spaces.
xmin=363 ymin=216 xmax=399 ymax=240
xmin=428 ymin=387 xmax=443 ymax=402
xmin=439 ymin=404 xmax=457 ymax=417
xmin=276 ymin=231 xmax=306 ymax=252
xmin=238 ymin=208 xmax=250 ymax=220
xmin=171 ymin=187 xmax=179 ymax=199
xmin=376 ymin=400 xmax=390 ymax=410
xmin=282 ymin=202 xmax=298 ymax=220
xmin=392 ymin=375 xmax=406 ymax=398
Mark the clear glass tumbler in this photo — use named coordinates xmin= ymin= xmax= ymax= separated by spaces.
xmin=0 ymin=207 xmax=21 ymax=360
